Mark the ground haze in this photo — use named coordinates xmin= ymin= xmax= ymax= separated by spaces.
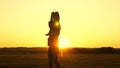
xmin=0 ymin=48 xmax=120 ymax=68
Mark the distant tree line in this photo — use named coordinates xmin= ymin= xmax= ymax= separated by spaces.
xmin=66 ymin=47 xmax=120 ymax=54
xmin=0 ymin=47 xmax=120 ymax=54
xmin=0 ymin=47 xmax=48 ymax=54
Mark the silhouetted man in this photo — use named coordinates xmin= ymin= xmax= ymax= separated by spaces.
xmin=46 ymin=12 xmax=61 ymax=68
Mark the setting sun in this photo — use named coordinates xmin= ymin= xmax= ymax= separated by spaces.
xmin=0 ymin=0 xmax=120 ymax=48
xmin=59 ymin=37 xmax=70 ymax=48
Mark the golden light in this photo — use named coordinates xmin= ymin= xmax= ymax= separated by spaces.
xmin=54 ymin=22 xmax=59 ymax=26
xmin=59 ymin=37 xmax=70 ymax=49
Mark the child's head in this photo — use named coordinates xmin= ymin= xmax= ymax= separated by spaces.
xmin=50 ymin=12 xmax=60 ymax=22
xmin=54 ymin=12 xmax=60 ymax=21
xmin=50 ymin=12 xmax=55 ymax=21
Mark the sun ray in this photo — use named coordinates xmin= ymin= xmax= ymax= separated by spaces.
xmin=59 ymin=37 xmax=70 ymax=49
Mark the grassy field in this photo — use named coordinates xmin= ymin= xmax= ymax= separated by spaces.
xmin=0 ymin=53 xmax=120 ymax=68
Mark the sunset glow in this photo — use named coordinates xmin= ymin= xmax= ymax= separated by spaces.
xmin=59 ymin=37 xmax=70 ymax=49
xmin=0 ymin=0 xmax=120 ymax=48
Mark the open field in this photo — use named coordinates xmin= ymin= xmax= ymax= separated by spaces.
xmin=0 ymin=53 xmax=120 ymax=68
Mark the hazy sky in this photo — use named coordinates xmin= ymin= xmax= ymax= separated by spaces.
xmin=0 ymin=0 xmax=120 ymax=48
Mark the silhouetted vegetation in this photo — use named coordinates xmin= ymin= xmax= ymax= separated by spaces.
xmin=66 ymin=47 xmax=119 ymax=54
xmin=0 ymin=47 xmax=120 ymax=54
xmin=0 ymin=47 xmax=47 ymax=54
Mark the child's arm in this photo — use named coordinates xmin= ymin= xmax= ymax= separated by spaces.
xmin=46 ymin=21 xmax=52 ymax=36
xmin=46 ymin=30 xmax=50 ymax=36
xmin=46 ymin=33 xmax=49 ymax=36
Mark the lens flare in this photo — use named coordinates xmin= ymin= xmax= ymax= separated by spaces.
xmin=54 ymin=22 xmax=59 ymax=26
xmin=59 ymin=37 xmax=70 ymax=48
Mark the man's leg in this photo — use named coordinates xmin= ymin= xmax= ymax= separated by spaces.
xmin=53 ymin=47 xmax=60 ymax=68
xmin=48 ymin=47 xmax=53 ymax=68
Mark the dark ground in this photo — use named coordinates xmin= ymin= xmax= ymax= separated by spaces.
xmin=0 ymin=47 xmax=120 ymax=68
xmin=0 ymin=53 xmax=120 ymax=68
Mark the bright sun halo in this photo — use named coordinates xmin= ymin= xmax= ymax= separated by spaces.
xmin=59 ymin=37 xmax=70 ymax=49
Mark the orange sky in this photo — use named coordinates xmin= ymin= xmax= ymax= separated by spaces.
xmin=0 ymin=0 xmax=120 ymax=48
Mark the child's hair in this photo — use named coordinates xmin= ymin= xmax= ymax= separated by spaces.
xmin=54 ymin=12 xmax=60 ymax=21
xmin=50 ymin=12 xmax=60 ymax=22
xmin=50 ymin=12 xmax=55 ymax=21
